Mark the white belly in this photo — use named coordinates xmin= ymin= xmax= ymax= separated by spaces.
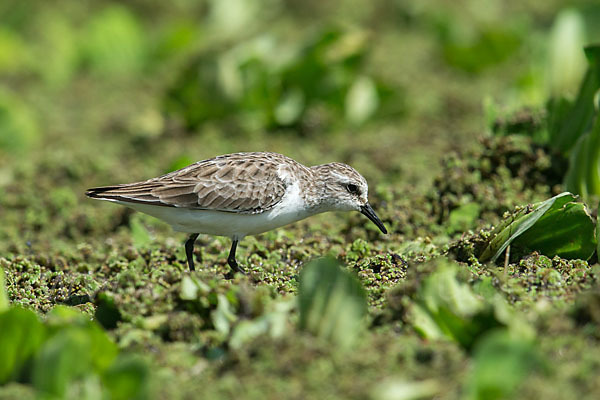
xmin=117 ymin=202 xmax=312 ymax=238
xmin=110 ymin=181 xmax=316 ymax=239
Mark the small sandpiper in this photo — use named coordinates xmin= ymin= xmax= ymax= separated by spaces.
xmin=86 ymin=152 xmax=387 ymax=274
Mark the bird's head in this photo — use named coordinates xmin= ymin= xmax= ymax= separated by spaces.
xmin=310 ymin=162 xmax=387 ymax=234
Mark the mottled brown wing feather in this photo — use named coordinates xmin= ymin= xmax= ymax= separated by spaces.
xmin=86 ymin=153 xmax=290 ymax=214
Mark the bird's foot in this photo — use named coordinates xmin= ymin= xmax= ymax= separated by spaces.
xmin=227 ymin=257 xmax=247 ymax=276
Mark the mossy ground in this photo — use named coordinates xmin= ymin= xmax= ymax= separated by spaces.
xmin=2 ymin=1 xmax=600 ymax=399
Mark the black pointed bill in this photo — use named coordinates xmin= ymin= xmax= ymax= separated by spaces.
xmin=360 ymin=203 xmax=387 ymax=234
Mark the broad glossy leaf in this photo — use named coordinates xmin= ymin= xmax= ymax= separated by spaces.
xmin=564 ymin=114 xmax=600 ymax=197
xmin=467 ymin=331 xmax=543 ymax=400
xmin=0 ymin=308 xmax=46 ymax=384
xmin=447 ymin=203 xmax=481 ymax=234
xmin=479 ymin=193 xmax=596 ymax=262
xmin=32 ymin=329 xmax=93 ymax=397
xmin=547 ymin=9 xmax=587 ymax=96
xmin=32 ymin=318 xmax=118 ymax=397
xmin=298 ymin=257 xmax=367 ymax=348
xmin=102 ymin=355 xmax=150 ymax=400
xmin=45 ymin=306 xmax=119 ymax=372
xmin=345 ymin=76 xmax=379 ymax=125
xmin=0 ymin=267 xmax=8 ymax=312
xmin=548 ymin=45 xmax=600 ymax=153
xmin=408 ymin=261 xmax=505 ymax=351
xmin=513 ymin=202 xmax=596 ymax=260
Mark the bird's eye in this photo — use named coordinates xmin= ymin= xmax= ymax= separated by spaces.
xmin=346 ymin=183 xmax=359 ymax=194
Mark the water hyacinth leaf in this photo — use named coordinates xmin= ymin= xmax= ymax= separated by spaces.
xmin=512 ymin=201 xmax=596 ymax=260
xmin=298 ymin=257 xmax=367 ymax=348
xmin=211 ymin=294 xmax=237 ymax=335
xmin=345 ymin=76 xmax=379 ymax=125
xmin=440 ymin=24 xmax=522 ymax=74
xmin=372 ymin=379 xmax=440 ymax=400
xmin=547 ymin=9 xmax=587 ymax=97
xmin=33 ymin=316 xmax=119 ymax=397
xmin=129 ymin=214 xmax=152 ymax=247
xmin=447 ymin=203 xmax=481 ymax=234
xmin=408 ymin=261 xmax=504 ymax=351
xmin=0 ymin=307 xmax=46 ymax=384
xmin=0 ymin=267 xmax=8 ymax=312
xmin=548 ymin=45 xmax=600 ymax=153
xmin=0 ymin=89 xmax=39 ymax=153
xmin=33 ymin=11 xmax=79 ymax=88
xmin=597 ymin=199 xmax=600 ymax=259
xmin=32 ymin=328 xmax=94 ymax=397
xmin=467 ymin=331 xmax=543 ymax=400
xmin=229 ymin=300 xmax=294 ymax=349
xmin=82 ymin=5 xmax=146 ymax=78
xmin=45 ymin=306 xmax=119 ymax=371
xmin=479 ymin=192 xmax=596 ymax=262
xmin=179 ymin=275 xmax=211 ymax=301
xmin=0 ymin=27 xmax=29 ymax=74
xmin=274 ymin=88 xmax=305 ymax=125
xmin=102 ymin=355 xmax=150 ymax=400
xmin=564 ymin=114 xmax=600 ymax=197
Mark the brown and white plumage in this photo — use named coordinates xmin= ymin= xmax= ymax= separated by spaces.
xmin=86 ymin=152 xmax=387 ymax=274
xmin=87 ymin=152 xmax=293 ymax=213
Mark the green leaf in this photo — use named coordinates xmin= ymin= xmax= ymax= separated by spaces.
xmin=0 ymin=308 xmax=46 ymax=384
xmin=547 ymin=9 xmax=587 ymax=96
xmin=32 ymin=328 xmax=93 ymax=397
xmin=467 ymin=331 xmax=543 ymax=400
xmin=211 ymin=294 xmax=237 ymax=335
xmin=179 ymin=276 xmax=210 ymax=301
xmin=447 ymin=203 xmax=481 ymax=234
xmin=0 ymin=89 xmax=39 ymax=153
xmin=129 ymin=214 xmax=152 ymax=247
xmin=480 ymin=193 xmax=596 ymax=262
xmin=0 ymin=267 xmax=8 ymax=312
xmin=102 ymin=355 xmax=150 ymax=400
xmin=274 ymin=88 xmax=305 ymax=125
xmin=229 ymin=300 xmax=294 ymax=349
xmin=32 ymin=317 xmax=118 ymax=397
xmin=45 ymin=306 xmax=119 ymax=372
xmin=513 ymin=202 xmax=596 ymax=260
xmin=597 ymin=200 xmax=600 ymax=259
xmin=345 ymin=76 xmax=379 ymax=125
xmin=440 ymin=25 xmax=522 ymax=74
xmin=81 ymin=5 xmax=146 ymax=78
xmin=298 ymin=257 xmax=367 ymax=349
xmin=564 ymin=114 xmax=600 ymax=198
xmin=372 ymin=379 xmax=440 ymax=400
xmin=0 ymin=27 xmax=29 ymax=74
xmin=408 ymin=261 xmax=505 ymax=351
xmin=548 ymin=44 xmax=600 ymax=153
xmin=32 ymin=11 xmax=79 ymax=88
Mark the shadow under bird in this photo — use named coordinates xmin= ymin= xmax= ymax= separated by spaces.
xmin=86 ymin=152 xmax=387 ymax=274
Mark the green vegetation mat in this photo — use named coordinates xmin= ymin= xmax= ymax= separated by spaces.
xmin=1 ymin=1 xmax=600 ymax=399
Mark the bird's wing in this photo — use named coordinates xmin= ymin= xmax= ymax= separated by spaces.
xmin=86 ymin=153 xmax=289 ymax=214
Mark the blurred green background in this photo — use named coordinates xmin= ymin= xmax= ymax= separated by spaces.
xmin=3 ymin=0 xmax=599 ymax=189
xmin=2 ymin=0 xmax=600 ymax=399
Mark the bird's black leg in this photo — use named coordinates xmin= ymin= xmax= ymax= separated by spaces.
xmin=227 ymin=239 xmax=246 ymax=275
xmin=185 ymin=233 xmax=199 ymax=271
